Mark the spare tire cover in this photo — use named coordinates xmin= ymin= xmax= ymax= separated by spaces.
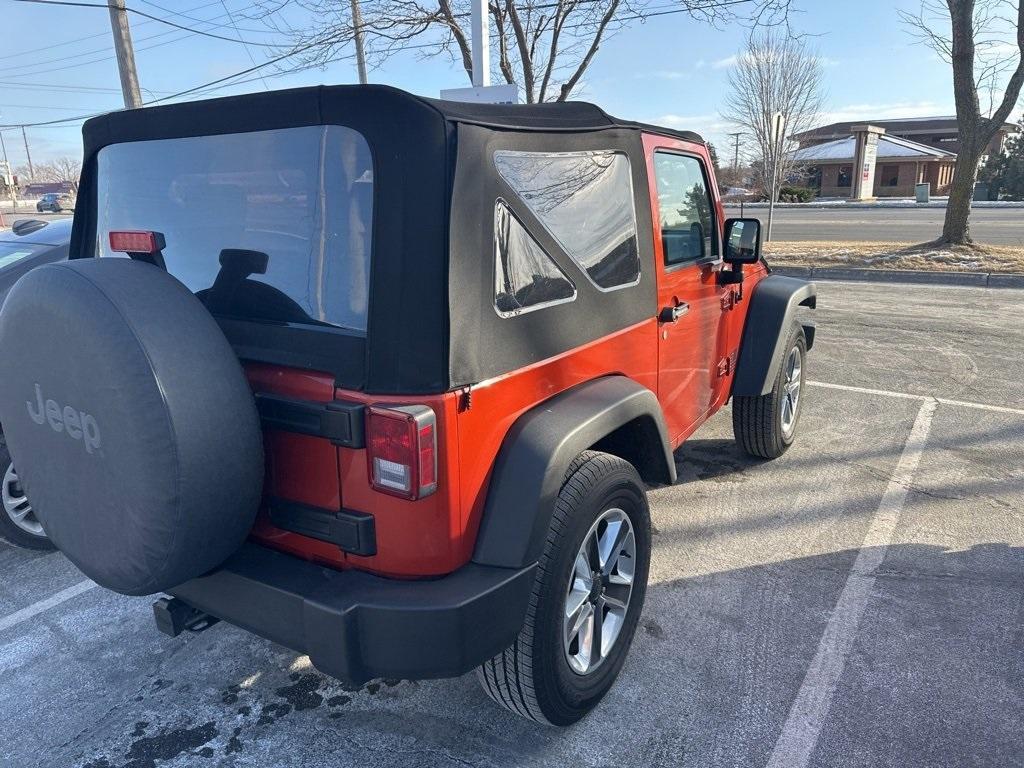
xmin=0 ymin=258 xmax=264 ymax=595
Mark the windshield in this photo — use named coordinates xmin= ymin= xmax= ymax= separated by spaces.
xmin=95 ymin=125 xmax=373 ymax=332
xmin=0 ymin=242 xmax=53 ymax=269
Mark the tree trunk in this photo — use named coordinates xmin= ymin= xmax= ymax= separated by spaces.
xmin=941 ymin=140 xmax=983 ymax=244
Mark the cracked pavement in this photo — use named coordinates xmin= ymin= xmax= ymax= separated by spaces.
xmin=1 ymin=279 xmax=1022 ymax=768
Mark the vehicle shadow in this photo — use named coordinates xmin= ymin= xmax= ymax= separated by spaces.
xmin=672 ymin=438 xmax=765 ymax=483
xmin=61 ymin=542 xmax=1024 ymax=768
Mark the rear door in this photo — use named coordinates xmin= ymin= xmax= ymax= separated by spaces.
xmin=643 ymin=134 xmax=732 ymax=442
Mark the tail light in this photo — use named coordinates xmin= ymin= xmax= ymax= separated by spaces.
xmin=109 ymin=230 xmax=165 ymax=254
xmin=366 ymin=405 xmax=437 ymax=500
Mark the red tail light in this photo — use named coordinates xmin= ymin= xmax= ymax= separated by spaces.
xmin=109 ymin=230 xmax=165 ymax=254
xmin=366 ymin=405 xmax=437 ymax=499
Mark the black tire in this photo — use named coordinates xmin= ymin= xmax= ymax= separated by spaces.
xmin=477 ymin=450 xmax=651 ymax=725
xmin=733 ymin=322 xmax=807 ymax=459
xmin=0 ymin=432 xmax=54 ymax=551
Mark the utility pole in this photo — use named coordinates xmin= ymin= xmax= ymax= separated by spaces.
xmin=727 ymin=131 xmax=742 ymax=169
xmin=0 ymin=130 xmax=17 ymax=210
xmin=107 ymin=0 xmax=143 ymax=109
xmin=21 ymin=127 xmax=34 ymax=180
xmin=470 ymin=0 xmax=490 ymax=87
xmin=350 ymin=0 xmax=368 ymax=84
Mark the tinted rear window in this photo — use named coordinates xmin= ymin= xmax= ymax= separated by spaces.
xmin=96 ymin=125 xmax=373 ymax=332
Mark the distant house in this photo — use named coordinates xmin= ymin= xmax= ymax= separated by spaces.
xmin=789 ymin=116 xmax=1021 ymax=199
xmin=790 ymin=134 xmax=958 ymax=198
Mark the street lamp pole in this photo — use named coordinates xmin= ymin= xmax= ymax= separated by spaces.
xmin=471 ymin=0 xmax=490 ymax=87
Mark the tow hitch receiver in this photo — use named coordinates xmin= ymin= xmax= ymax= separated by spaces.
xmin=153 ymin=597 xmax=220 ymax=637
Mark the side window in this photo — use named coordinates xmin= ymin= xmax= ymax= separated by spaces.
xmin=494 ymin=150 xmax=641 ymax=291
xmin=652 ymin=151 xmax=716 ymax=266
xmin=494 ymin=200 xmax=577 ymax=317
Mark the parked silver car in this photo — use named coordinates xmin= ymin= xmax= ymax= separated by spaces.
xmin=0 ymin=218 xmax=71 ymax=549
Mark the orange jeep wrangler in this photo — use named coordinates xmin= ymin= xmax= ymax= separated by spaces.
xmin=0 ymin=85 xmax=815 ymax=725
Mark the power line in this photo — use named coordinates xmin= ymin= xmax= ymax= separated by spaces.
xmin=0 ymin=0 xmax=221 ymax=62
xmin=218 ymin=0 xmax=271 ymax=90
xmin=14 ymin=0 xmax=283 ymax=47
xmin=0 ymin=80 xmax=173 ymax=94
xmin=0 ymin=28 xmax=351 ymax=129
xmin=0 ymin=103 xmax=122 ymax=111
xmin=137 ymin=0 xmax=273 ymax=35
xmin=1 ymin=0 xmax=762 ymax=129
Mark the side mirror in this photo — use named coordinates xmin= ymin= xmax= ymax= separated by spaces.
xmin=723 ymin=218 xmax=761 ymax=264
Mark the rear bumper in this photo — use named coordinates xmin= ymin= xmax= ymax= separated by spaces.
xmin=169 ymin=544 xmax=536 ymax=685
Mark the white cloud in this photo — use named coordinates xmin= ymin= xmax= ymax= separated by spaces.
xmin=712 ymin=55 xmax=738 ymax=69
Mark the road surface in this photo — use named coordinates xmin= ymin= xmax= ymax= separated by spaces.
xmin=725 ymin=205 xmax=1024 ymax=245
xmin=6 ymin=207 xmax=1022 ymax=246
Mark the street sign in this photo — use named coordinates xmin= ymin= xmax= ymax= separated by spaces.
xmin=770 ymin=112 xmax=787 ymax=148
xmin=440 ymin=84 xmax=520 ymax=104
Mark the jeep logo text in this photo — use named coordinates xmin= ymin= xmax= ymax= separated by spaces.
xmin=27 ymin=383 xmax=101 ymax=454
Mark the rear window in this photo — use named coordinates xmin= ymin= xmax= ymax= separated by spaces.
xmin=95 ymin=125 xmax=373 ymax=332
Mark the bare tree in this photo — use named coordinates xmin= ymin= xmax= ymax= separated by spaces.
xmin=34 ymin=157 xmax=83 ymax=194
xmin=259 ymin=0 xmax=797 ymax=103
xmin=721 ymin=32 xmax=825 ymax=197
xmin=901 ymin=0 xmax=1024 ymax=244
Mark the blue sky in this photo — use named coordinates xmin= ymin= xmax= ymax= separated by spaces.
xmin=0 ymin=0 xmax=987 ymax=165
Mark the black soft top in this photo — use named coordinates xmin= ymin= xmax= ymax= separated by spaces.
xmin=81 ymin=84 xmax=704 ymax=149
xmin=75 ymin=86 xmax=702 ymax=394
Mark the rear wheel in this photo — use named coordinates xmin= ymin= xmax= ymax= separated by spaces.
xmin=0 ymin=434 xmax=54 ymax=550
xmin=477 ymin=451 xmax=651 ymax=725
xmin=732 ymin=322 xmax=806 ymax=459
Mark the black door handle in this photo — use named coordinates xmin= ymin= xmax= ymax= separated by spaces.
xmin=659 ymin=301 xmax=690 ymax=323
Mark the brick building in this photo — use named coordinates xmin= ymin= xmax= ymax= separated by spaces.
xmin=790 ymin=133 xmax=958 ymax=198
xmin=789 ymin=116 xmax=1021 ymax=199
xmin=793 ymin=116 xmax=1019 ymax=160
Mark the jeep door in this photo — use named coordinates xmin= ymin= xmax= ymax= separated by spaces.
xmin=643 ymin=134 xmax=733 ymax=442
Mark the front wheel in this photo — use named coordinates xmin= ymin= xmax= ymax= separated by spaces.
xmin=477 ymin=451 xmax=651 ymax=725
xmin=732 ymin=322 xmax=807 ymax=459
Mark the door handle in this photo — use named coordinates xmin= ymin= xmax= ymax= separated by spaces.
xmin=659 ymin=301 xmax=690 ymax=323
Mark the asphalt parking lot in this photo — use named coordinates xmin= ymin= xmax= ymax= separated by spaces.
xmin=1 ymin=279 xmax=1022 ymax=768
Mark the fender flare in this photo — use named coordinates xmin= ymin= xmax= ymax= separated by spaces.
xmin=732 ymin=274 xmax=817 ymax=397
xmin=472 ymin=376 xmax=675 ymax=569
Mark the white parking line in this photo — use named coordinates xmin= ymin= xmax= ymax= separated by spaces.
xmin=808 ymin=380 xmax=1024 ymax=416
xmin=0 ymin=579 xmax=96 ymax=634
xmin=766 ymin=398 xmax=938 ymax=768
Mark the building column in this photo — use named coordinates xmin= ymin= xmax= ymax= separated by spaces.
xmin=850 ymin=124 xmax=886 ymax=201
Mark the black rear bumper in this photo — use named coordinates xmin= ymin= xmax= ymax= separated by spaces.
xmin=168 ymin=544 xmax=536 ymax=685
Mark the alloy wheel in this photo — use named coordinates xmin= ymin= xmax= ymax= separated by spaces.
xmin=2 ymin=462 xmax=45 ymax=537
xmin=563 ymin=507 xmax=636 ymax=675
xmin=780 ymin=345 xmax=802 ymax=438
